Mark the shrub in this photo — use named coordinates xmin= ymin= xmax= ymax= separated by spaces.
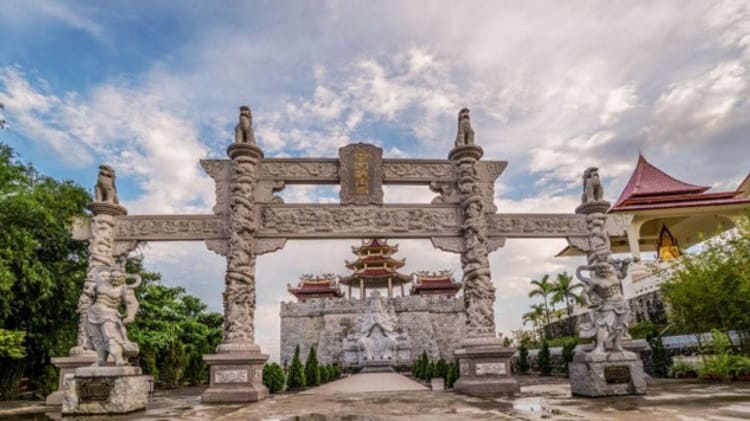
xmin=647 ymin=329 xmax=672 ymax=378
xmin=262 ymin=363 xmax=286 ymax=393
xmin=160 ymin=340 xmax=187 ymax=388
xmin=699 ymin=330 xmax=733 ymax=381
xmin=287 ymin=345 xmax=306 ymax=389
xmin=561 ymin=338 xmax=577 ymax=374
xmin=669 ymin=360 xmax=698 ymax=378
xmin=305 ymin=346 xmax=321 ymax=387
xmin=435 ymin=359 xmax=448 ymax=380
xmin=518 ymin=342 xmax=530 ymax=373
xmin=538 ymin=341 xmax=552 ymax=376
xmin=332 ymin=365 xmax=341 ymax=379
xmin=426 ymin=360 xmax=436 ymax=380
xmin=446 ymin=361 xmax=459 ymax=388
xmin=319 ymin=364 xmax=330 ymax=383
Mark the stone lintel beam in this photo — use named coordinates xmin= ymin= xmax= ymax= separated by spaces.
xmin=200 ymin=158 xmax=507 ymax=185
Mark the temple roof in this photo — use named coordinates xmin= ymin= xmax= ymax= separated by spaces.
xmin=287 ymin=275 xmax=343 ymax=301
xmin=410 ymin=271 xmax=462 ymax=296
xmin=610 ymin=154 xmax=750 ymax=212
xmin=351 ymin=238 xmax=398 ymax=254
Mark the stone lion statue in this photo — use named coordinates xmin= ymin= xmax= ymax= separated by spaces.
xmin=581 ymin=167 xmax=603 ymax=204
xmin=234 ymin=105 xmax=256 ymax=144
xmin=94 ymin=165 xmax=119 ymax=204
xmin=454 ymin=107 xmax=475 ymax=147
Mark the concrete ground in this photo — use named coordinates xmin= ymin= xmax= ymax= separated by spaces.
xmin=3 ymin=375 xmax=750 ymax=420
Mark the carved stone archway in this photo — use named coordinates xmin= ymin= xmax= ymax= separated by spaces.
xmin=50 ymin=107 xmax=631 ymax=403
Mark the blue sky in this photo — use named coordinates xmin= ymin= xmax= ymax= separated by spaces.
xmin=2 ymin=1 xmax=749 ymax=360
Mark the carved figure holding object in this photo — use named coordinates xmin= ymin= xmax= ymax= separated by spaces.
xmin=234 ymin=105 xmax=256 ymax=145
xmin=581 ymin=167 xmax=604 ymax=204
xmin=454 ymin=107 xmax=475 ymax=147
xmin=94 ymin=165 xmax=119 ymax=204
xmin=86 ymin=266 xmax=141 ymax=366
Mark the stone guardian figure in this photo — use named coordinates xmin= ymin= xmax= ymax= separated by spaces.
xmin=234 ymin=105 xmax=256 ymax=145
xmin=86 ymin=266 xmax=141 ymax=366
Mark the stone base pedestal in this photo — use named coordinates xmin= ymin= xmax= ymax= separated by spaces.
xmin=454 ymin=337 xmax=519 ymax=396
xmin=45 ymin=353 xmax=97 ymax=406
xmin=201 ymin=347 xmax=269 ymax=404
xmin=62 ymin=366 xmax=149 ymax=415
xmin=360 ymin=360 xmax=396 ymax=373
xmin=569 ymin=350 xmax=647 ymax=397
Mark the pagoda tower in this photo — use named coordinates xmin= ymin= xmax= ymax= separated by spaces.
xmin=339 ymin=239 xmax=412 ymax=300
xmin=287 ymin=274 xmax=344 ymax=302
xmin=410 ymin=270 xmax=463 ymax=297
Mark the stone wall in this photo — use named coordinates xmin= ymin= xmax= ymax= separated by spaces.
xmin=280 ymin=295 xmax=466 ymax=366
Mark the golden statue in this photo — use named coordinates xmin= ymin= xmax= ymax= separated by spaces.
xmin=657 ymin=225 xmax=681 ymax=261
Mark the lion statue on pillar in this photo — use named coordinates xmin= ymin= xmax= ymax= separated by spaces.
xmin=581 ymin=167 xmax=603 ymax=204
xmin=234 ymin=105 xmax=256 ymax=145
xmin=94 ymin=165 xmax=119 ymax=204
xmin=454 ymin=108 xmax=475 ymax=147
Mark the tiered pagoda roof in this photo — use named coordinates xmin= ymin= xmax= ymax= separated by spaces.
xmin=610 ymin=154 xmax=750 ymax=212
xmin=410 ymin=271 xmax=462 ymax=297
xmin=339 ymin=239 xmax=411 ymax=288
xmin=287 ymin=274 xmax=343 ymax=302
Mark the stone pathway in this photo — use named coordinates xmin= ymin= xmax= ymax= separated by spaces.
xmin=301 ymin=373 xmax=429 ymax=394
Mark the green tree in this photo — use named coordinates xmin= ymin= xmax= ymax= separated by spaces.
xmin=446 ymin=361 xmax=459 ymax=388
xmin=304 ymin=346 xmax=321 ymax=387
xmin=518 ymin=342 xmax=530 ymax=373
xmin=287 ymin=344 xmax=306 ymax=389
xmin=126 ymin=258 xmax=222 ymax=388
xmin=528 ymin=274 xmax=555 ymax=339
xmin=435 ymin=358 xmax=448 ymax=380
xmin=538 ymin=341 xmax=552 ymax=376
xmin=262 ymin=362 xmax=286 ymax=393
xmin=0 ymin=144 xmax=89 ymax=398
xmin=662 ymin=217 xmax=750 ymax=339
xmin=522 ymin=304 xmax=545 ymax=340
xmin=551 ymin=272 xmax=584 ymax=336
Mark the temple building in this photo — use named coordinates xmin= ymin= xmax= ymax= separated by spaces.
xmin=410 ymin=271 xmax=462 ymax=297
xmin=339 ymin=239 xmax=412 ymax=299
xmin=280 ymin=239 xmax=466 ymax=370
xmin=287 ymin=274 xmax=344 ymax=302
xmin=550 ymin=154 xmax=750 ymax=336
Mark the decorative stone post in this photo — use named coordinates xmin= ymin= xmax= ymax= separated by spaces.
xmin=568 ymin=167 xmax=646 ymax=396
xmin=47 ymin=166 xmax=127 ymax=405
xmin=451 ymin=109 xmax=519 ymax=395
xmin=201 ymin=107 xmax=269 ymax=403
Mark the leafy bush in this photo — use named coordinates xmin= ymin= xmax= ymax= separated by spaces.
xmin=647 ymin=328 xmax=672 ymax=378
xmin=700 ymin=330 xmax=733 ymax=381
xmin=332 ymin=364 xmax=341 ymax=379
xmin=662 ymin=216 xmax=750 ymax=337
xmin=160 ymin=340 xmax=188 ymax=388
xmin=287 ymin=345 xmax=306 ymax=389
xmin=669 ymin=360 xmax=698 ymax=378
xmin=538 ymin=341 xmax=552 ymax=376
xmin=561 ymin=338 xmax=577 ymax=374
xmin=446 ymin=361 xmax=459 ymax=388
xmin=305 ymin=346 xmax=321 ymax=387
xmin=0 ymin=330 xmax=25 ymax=359
xmin=262 ymin=362 xmax=286 ymax=393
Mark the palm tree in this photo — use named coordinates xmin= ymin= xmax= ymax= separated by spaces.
xmin=528 ymin=274 xmax=555 ymax=338
xmin=551 ymin=272 xmax=585 ymax=336
xmin=522 ymin=304 xmax=545 ymax=341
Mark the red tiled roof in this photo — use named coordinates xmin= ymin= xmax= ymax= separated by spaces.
xmin=610 ymin=154 xmax=750 ymax=212
xmin=345 ymin=256 xmax=406 ymax=269
xmin=612 ymin=154 xmax=708 ymax=208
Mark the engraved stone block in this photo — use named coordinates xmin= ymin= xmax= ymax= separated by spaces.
xmin=215 ymin=369 xmax=249 ymax=384
xmin=339 ymin=143 xmax=383 ymax=205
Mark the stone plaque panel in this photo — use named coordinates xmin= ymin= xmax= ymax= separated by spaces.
xmin=475 ymin=362 xmax=507 ymax=376
xmin=339 ymin=143 xmax=383 ymax=205
xmin=487 ymin=213 xmax=588 ymax=238
xmin=215 ymin=369 xmax=249 ymax=384
xmin=78 ymin=379 xmax=113 ymax=402
xmin=604 ymin=366 xmax=631 ymax=384
xmin=114 ymin=215 xmax=228 ymax=241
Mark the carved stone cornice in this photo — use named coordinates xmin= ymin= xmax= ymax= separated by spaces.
xmin=113 ymin=215 xmax=228 ymax=241
xmin=487 ymin=214 xmax=588 ymax=238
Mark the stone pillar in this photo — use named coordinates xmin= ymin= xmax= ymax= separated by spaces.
xmin=401 ymin=283 xmax=405 ymax=297
xmin=388 ymin=277 xmax=393 ymax=299
xmin=46 ymin=201 xmax=127 ymax=405
xmin=360 ymin=278 xmax=365 ymax=299
xmin=348 ymin=283 xmax=352 ymax=299
xmin=201 ymin=143 xmax=269 ymax=404
xmin=450 ymin=144 xmax=518 ymax=395
xmin=569 ymin=168 xmax=646 ymax=397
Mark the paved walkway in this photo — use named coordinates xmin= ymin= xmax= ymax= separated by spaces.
xmin=301 ymin=373 xmax=429 ymax=394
